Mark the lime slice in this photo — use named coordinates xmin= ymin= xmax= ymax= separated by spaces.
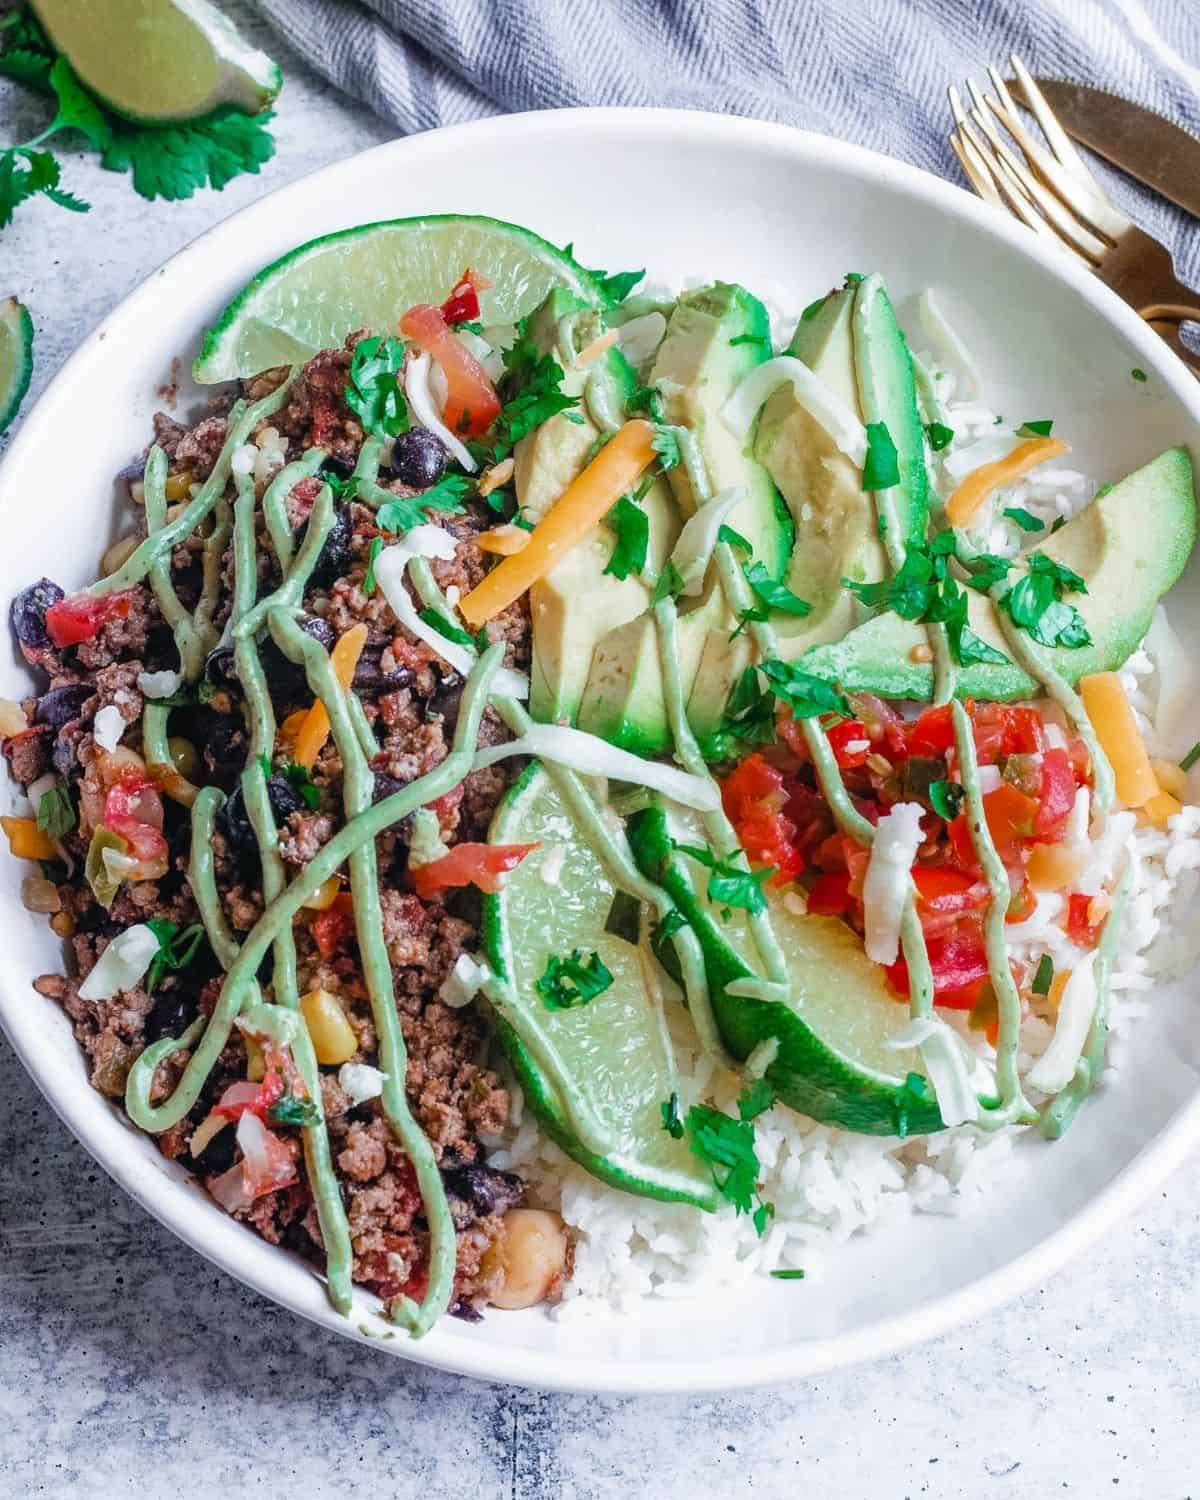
xmin=193 ymin=215 xmax=603 ymax=384
xmin=31 ymin=0 xmax=280 ymax=124
xmin=0 ymin=297 xmax=34 ymax=437
xmin=482 ymin=764 xmax=718 ymax=1209
xmin=628 ymin=804 xmax=945 ymax=1137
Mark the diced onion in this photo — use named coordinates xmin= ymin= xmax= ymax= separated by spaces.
xmin=93 ymin=704 xmax=126 ymax=752
xmin=941 ymin=433 xmax=1019 ymax=484
xmin=888 ymin=1015 xmax=980 ymax=1127
xmin=1026 ymin=952 xmax=1098 ymax=1095
xmin=456 ymin=327 xmax=504 ymax=382
xmin=617 ymin=312 xmax=667 ymax=368
xmin=918 ymin=289 xmax=981 ymax=401
xmin=230 ymin=443 xmax=257 ymax=477
xmin=208 ymin=1160 xmax=253 ymax=1213
xmin=338 ymin=1061 xmax=388 ymax=1105
xmin=373 ymin=545 xmax=529 ymax=700
xmin=670 ymin=487 xmax=747 ymax=595
xmin=862 ymin=802 xmax=924 ymax=964
xmin=138 ymin=668 xmax=183 ymax=700
xmin=405 ymin=352 xmax=477 ymax=472
xmin=78 ymin=922 xmax=160 ymax=1001
xmin=976 ymin=765 xmax=1002 ymax=794
xmin=472 ymin=723 xmax=720 ymax=812
xmin=440 ymin=953 xmax=492 ymax=1009
xmin=720 ymin=356 xmax=867 ymax=465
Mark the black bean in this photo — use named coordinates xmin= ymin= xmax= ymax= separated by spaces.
xmin=35 ymin=683 xmax=91 ymax=730
xmin=203 ymin=645 xmax=239 ymax=690
xmin=200 ymin=714 xmax=246 ymax=788
xmin=310 ymin=505 xmax=354 ymax=587
xmin=352 ymin=646 xmax=411 ymax=700
xmin=426 ymin=670 xmax=464 ymax=730
xmin=299 ymin=614 xmax=336 ymax=653
xmin=372 ymin=771 xmax=406 ymax=803
xmin=218 ymin=775 xmax=302 ymax=851
xmin=443 ymin=1163 xmax=523 ymax=1219
xmin=144 ymin=987 xmax=197 ymax=1044
xmin=258 ymin=638 xmax=308 ymax=707
xmin=390 ymin=428 xmax=448 ymax=490
xmin=192 ymin=1121 xmax=236 ymax=1174
xmin=52 ymin=728 xmax=81 ymax=781
xmin=10 ymin=579 xmax=64 ymax=650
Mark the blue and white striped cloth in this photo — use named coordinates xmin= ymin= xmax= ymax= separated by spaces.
xmin=255 ymin=0 xmax=1200 ymax=291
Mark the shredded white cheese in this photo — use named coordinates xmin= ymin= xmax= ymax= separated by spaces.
xmin=338 ymin=1062 xmax=388 ymax=1105
xmin=862 ymin=801 xmax=925 ymax=964
xmin=78 ymin=923 xmax=160 ymax=1001
xmin=405 ymin=352 xmax=477 ymax=472
xmin=440 ymin=953 xmax=492 ymax=1009
xmin=137 ymin=668 xmax=183 ymax=700
xmin=92 ymin=704 xmax=126 ymax=753
xmin=721 ymin=356 xmax=867 ymax=466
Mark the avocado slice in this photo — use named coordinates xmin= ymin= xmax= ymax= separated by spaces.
xmin=628 ymin=804 xmax=944 ymax=1137
xmin=800 ymin=447 xmax=1197 ymax=701
xmin=517 ymin=290 xmax=681 ymax=726
xmin=578 ymin=283 xmax=793 ymax=752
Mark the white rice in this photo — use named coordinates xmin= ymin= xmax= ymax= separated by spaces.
xmin=487 ymin=306 xmax=1200 ymax=1316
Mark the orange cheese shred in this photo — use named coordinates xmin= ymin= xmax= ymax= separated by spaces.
xmin=294 ymin=623 xmax=368 ymax=770
xmin=1 ymin=815 xmax=57 ymax=860
xmin=458 ymin=419 xmax=658 ymax=628
xmin=945 ymin=436 xmax=1069 ymax=528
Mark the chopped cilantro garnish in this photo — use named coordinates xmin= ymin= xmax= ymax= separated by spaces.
xmin=1031 ymin=953 xmax=1054 ymax=997
xmin=345 ymin=335 xmax=410 ymax=440
xmin=963 ymin=553 xmax=1013 ymax=593
xmin=729 ymin=605 xmax=769 ymax=640
xmin=484 ymin=486 xmax=517 ymax=520
xmin=487 ymin=319 xmax=580 ymax=458
xmin=534 ymin=948 xmax=613 ymax=1010
xmin=729 ymin=332 xmax=769 ymax=348
xmin=651 ymin=907 xmax=689 ymax=957
xmin=743 ymin=561 xmax=811 ymax=617
xmin=770 ymin=1268 xmax=806 ymax=1280
xmin=1131 ymin=367 xmax=1147 ymax=383
xmin=376 ymin=473 xmax=471 ymax=533
xmin=268 ymin=1096 xmax=321 ymax=1128
xmin=603 ymin=489 xmax=651 ymax=580
xmin=759 ymin=659 xmax=849 ymax=720
xmin=36 ymin=784 xmax=75 ymax=840
xmin=362 ymin=535 xmax=383 ymax=595
xmin=698 ymin=664 xmax=776 ymax=761
xmin=280 ymin=761 xmax=321 ymax=811
xmin=861 ymin=421 xmax=900 ymax=491
xmin=1016 ymin=419 xmax=1054 ymax=438
xmin=718 ymin=523 xmax=753 ymax=556
xmin=925 ymin=421 xmax=955 ymax=452
xmin=929 ymin=779 xmax=965 ymax=822
xmin=145 ymin=918 xmax=206 ymax=993
xmin=672 ymin=841 xmax=774 ymax=915
xmin=418 ymin=606 xmax=475 ymax=648
xmin=590 ymin=266 xmax=645 ymax=305
xmin=1003 ymin=506 xmax=1045 ymax=533
xmin=626 ymin=383 xmax=664 ymax=423
xmin=651 ymin=424 xmax=682 ymax=471
xmin=999 ymin=567 xmax=1091 ymax=650
xmin=684 ymin=1102 xmax=761 ymax=1216
xmin=752 ymin=1201 xmax=775 ymax=1236
xmin=650 ymin=559 xmax=686 ymax=605
xmin=1181 ymin=742 xmax=1200 ymax=773
xmin=660 ymin=1092 xmax=685 ymax=1140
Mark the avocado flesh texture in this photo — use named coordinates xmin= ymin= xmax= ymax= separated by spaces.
xmin=627 ymin=803 xmax=943 ymax=1136
xmin=517 ymin=291 xmax=679 ymax=726
xmin=800 ymin=446 xmax=1198 ymax=701
xmin=577 ymin=282 xmax=792 ymax=752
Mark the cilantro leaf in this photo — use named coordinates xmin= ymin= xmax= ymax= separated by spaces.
xmin=770 ymin=1268 xmax=807 ymax=1280
xmin=650 ymin=559 xmax=685 ymax=605
xmin=862 ymin=421 xmax=900 ymax=490
xmin=1016 ymin=418 xmax=1054 ymax=438
xmin=36 ymin=784 xmax=75 ymax=840
xmin=268 ymin=1096 xmax=322 ymax=1128
xmin=145 ymin=918 xmax=206 ymax=993
xmin=759 ymin=659 xmax=849 ymax=720
xmin=1131 ymin=368 xmax=1147 ymax=383
xmin=362 ymin=535 xmax=383 ymax=595
xmin=375 ymin=473 xmax=470 ymax=533
xmin=999 ymin=571 xmax=1091 ymax=649
xmin=603 ymin=492 xmax=650 ymax=580
xmin=743 ymin=561 xmax=811 ymax=617
xmin=44 ymin=57 xmax=111 ymax=152
xmin=591 ymin=267 xmax=644 ymax=305
xmin=488 ymin=322 xmax=579 ymax=457
xmin=344 ymin=335 xmax=409 ymax=440
xmin=100 ymin=107 xmax=276 ymax=202
xmin=1031 ymin=953 xmax=1054 ymax=997
xmin=929 ymin=779 xmax=965 ymax=821
xmin=535 ymin=949 xmax=613 ymax=1010
xmin=626 ymin=384 xmax=665 ymax=423
xmin=651 ymin=908 xmax=689 ymax=958
xmin=1003 ymin=506 xmax=1045 ymax=533
xmin=651 ymin=424 xmax=682 ymax=471
xmin=660 ymin=1092 xmax=685 ymax=1140
xmin=280 ymin=762 xmax=321 ymax=811
xmin=963 ymin=553 xmax=1012 ymax=593
xmin=418 ymin=606 xmax=474 ymax=648
xmin=672 ymin=842 xmax=774 ymax=915
xmin=718 ymin=523 xmax=753 ymax=556
xmin=730 ymin=605 xmax=769 ymax=640
xmin=684 ymin=1103 xmax=761 ymax=1217
xmin=697 ymin=664 xmax=776 ymax=761
xmin=1027 ymin=551 xmax=1087 ymax=595
xmin=926 ymin=421 xmax=954 ymax=452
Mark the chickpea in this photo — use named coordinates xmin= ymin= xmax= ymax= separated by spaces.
xmin=100 ymin=535 xmax=140 ymax=578
xmin=482 ymin=1209 xmax=569 ymax=1311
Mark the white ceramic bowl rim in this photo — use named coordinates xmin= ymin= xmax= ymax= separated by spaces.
xmin=4 ymin=107 xmax=1200 ymax=1395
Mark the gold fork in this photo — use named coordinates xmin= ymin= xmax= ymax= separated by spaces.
xmin=948 ymin=54 xmax=1200 ymax=377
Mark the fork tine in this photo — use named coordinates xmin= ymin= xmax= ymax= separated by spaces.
xmin=1007 ymin=56 xmax=1118 ymax=206
xmin=966 ymin=85 xmax=1107 ymax=262
xmin=952 ymin=118 xmax=1080 ymax=257
xmin=950 ymin=131 xmax=1005 ymax=210
xmin=984 ymin=71 xmax=1129 ymax=243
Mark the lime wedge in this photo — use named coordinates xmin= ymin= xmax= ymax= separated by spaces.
xmin=193 ymin=216 xmax=603 ymax=384
xmin=31 ymin=0 xmax=280 ymax=124
xmin=482 ymin=764 xmax=718 ymax=1209
xmin=0 ymin=297 xmax=33 ymax=437
xmin=628 ymin=804 xmax=945 ymax=1137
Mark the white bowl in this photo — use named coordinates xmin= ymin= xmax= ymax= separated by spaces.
xmin=3 ymin=108 xmax=1199 ymax=1395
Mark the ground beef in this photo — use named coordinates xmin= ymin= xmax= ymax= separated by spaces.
xmin=3 ymin=725 xmax=50 ymax=786
xmin=273 ymin=343 xmax=365 ymax=464
xmin=278 ymin=810 xmax=336 ymax=867
xmin=172 ymin=414 xmax=229 ymax=480
xmin=73 ymin=584 xmax=154 ymax=671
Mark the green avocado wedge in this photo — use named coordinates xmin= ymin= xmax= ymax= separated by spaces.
xmin=194 ymin=215 xmax=604 ymax=382
xmin=481 ymin=764 xmax=719 ymax=1209
xmin=0 ymin=298 xmax=34 ymax=437
xmin=628 ymin=804 xmax=944 ymax=1137
xmin=800 ymin=446 xmax=1198 ymax=702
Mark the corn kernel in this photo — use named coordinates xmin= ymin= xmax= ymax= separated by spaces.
xmin=301 ymin=988 xmax=357 ymax=1066
xmin=165 ymin=470 xmax=193 ymax=502
xmin=303 ymin=875 xmax=343 ymax=911
xmin=244 ymin=1034 xmax=266 ymax=1083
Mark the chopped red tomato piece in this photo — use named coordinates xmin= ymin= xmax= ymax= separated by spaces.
xmin=1065 ymin=891 xmax=1104 ymax=948
xmin=982 ymin=781 xmax=1039 ymax=854
xmin=439 ymin=268 xmax=489 ymax=326
xmin=805 ymin=869 xmax=852 ymax=916
xmin=970 ymin=702 xmax=1046 ymax=763
xmin=886 ymin=927 xmax=991 ymax=1011
xmin=1034 ymin=747 xmax=1076 ymax=842
xmin=826 ymin=718 xmax=870 ymax=770
xmin=722 ymin=754 xmax=803 ymax=885
xmin=45 ymin=590 xmax=136 ymax=649
xmin=907 ymin=703 xmax=955 ymax=758
xmin=398 ymin=302 xmax=501 ymax=438
xmin=721 ymin=753 xmax=785 ymax=819
xmin=912 ymin=865 xmax=989 ymax=920
xmin=236 ymin=1114 xmax=298 ymax=1201
xmin=312 ymin=892 xmax=355 ymax=958
xmin=104 ymin=771 xmax=168 ymax=873
xmin=212 ymin=1070 xmax=285 ymax=1123
xmin=410 ymin=841 xmax=539 ymax=898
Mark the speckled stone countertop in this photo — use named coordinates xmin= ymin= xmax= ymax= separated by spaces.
xmin=2 ymin=9 xmax=1199 ymax=1496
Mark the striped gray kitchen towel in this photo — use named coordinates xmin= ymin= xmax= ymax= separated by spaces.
xmin=255 ymin=0 xmax=1200 ymax=288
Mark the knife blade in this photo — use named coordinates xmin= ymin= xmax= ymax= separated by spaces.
xmin=1008 ymin=77 xmax=1200 ymax=220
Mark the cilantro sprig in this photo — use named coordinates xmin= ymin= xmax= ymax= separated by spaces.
xmin=998 ymin=551 xmax=1091 ymax=649
xmin=145 ymin=918 xmax=206 ymax=993
xmin=279 ymin=761 xmax=321 ymax=811
xmin=758 ymin=659 xmax=850 ymax=720
xmin=603 ymin=480 xmax=652 ymax=580
xmin=375 ymin=472 xmax=471 ymax=533
xmin=36 ymin=784 xmax=75 ymax=840
xmin=696 ymin=665 xmax=776 ymax=763
xmin=671 ymin=1081 xmax=777 ymax=1230
xmin=743 ymin=561 xmax=811 ymax=617
xmin=345 ymin=336 xmax=409 ymax=440
xmin=485 ymin=318 xmax=580 ymax=460
xmin=535 ymin=948 xmax=613 ymax=1010
xmin=672 ymin=842 xmax=774 ymax=915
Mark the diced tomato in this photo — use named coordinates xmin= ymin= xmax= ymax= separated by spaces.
xmin=312 ymin=892 xmax=355 ymax=958
xmin=439 ymin=268 xmax=488 ymax=326
xmin=1066 ymin=736 xmax=1092 ymax=783
xmin=947 ymin=813 xmax=980 ymax=871
xmin=410 ymin=841 xmax=539 ymax=898
xmin=1001 ymin=752 xmax=1043 ymax=797
xmin=1034 ymin=747 xmax=1076 ymax=842
xmin=912 ymin=865 xmax=989 ymax=918
xmin=721 ymin=753 xmax=786 ymax=821
xmin=982 ymin=780 xmax=1039 ymax=854
xmin=805 ymin=869 xmax=852 ymax=916
xmin=44 ymin=589 xmax=136 ymax=649
xmin=236 ymin=1114 xmax=299 ymax=1201
xmin=887 ymin=926 xmax=991 ymax=1011
xmin=970 ymin=701 xmax=1046 ymax=763
xmin=739 ymin=809 xmax=804 ymax=885
xmin=1065 ymin=891 xmax=1103 ymax=948
xmin=907 ymin=703 xmax=955 ymax=758
xmin=104 ymin=771 xmax=168 ymax=873
xmin=398 ymin=302 xmax=501 ymax=438
xmin=784 ymin=784 xmax=836 ymax=857
xmin=826 ymin=718 xmax=870 ymax=771
xmin=212 ymin=1070 xmax=285 ymax=1123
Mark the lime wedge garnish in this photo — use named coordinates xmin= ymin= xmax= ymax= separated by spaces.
xmin=629 ymin=803 xmax=945 ymax=1137
xmin=193 ymin=214 xmax=604 ymax=383
xmin=482 ymin=764 xmax=718 ymax=1209
xmin=31 ymin=0 xmax=281 ymax=123
xmin=0 ymin=297 xmax=34 ymax=437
